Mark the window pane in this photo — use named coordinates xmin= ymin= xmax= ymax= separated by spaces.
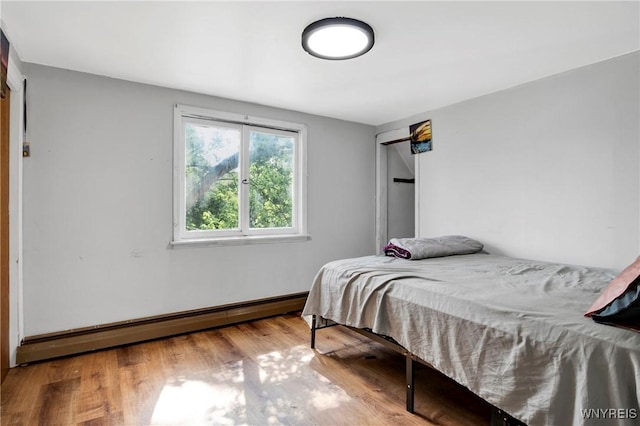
xmin=185 ymin=122 xmax=240 ymax=231
xmin=248 ymin=131 xmax=294 ymax=229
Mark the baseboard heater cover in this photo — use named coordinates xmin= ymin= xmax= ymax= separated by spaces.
xmin=16 ymin=291 xmax=308 ymax=365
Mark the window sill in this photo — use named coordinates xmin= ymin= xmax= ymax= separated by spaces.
xmin=171 ymin=234 xmax=311 ymax=248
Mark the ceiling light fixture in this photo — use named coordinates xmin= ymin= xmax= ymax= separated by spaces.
xmin=301 ymin=17 xmax=375 ymax=60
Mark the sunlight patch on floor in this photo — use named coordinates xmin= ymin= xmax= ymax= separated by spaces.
xmin=256 ymin=345 xmax=350 ymax=411
xmin=309 ymin=387 xmax=351 ymax=410
xmin=150 ymin=345 xmax=352 ymax=425
xmin=150 ymin=361 xmax=246 ymax=425
xmin=256 ymin=344 xmax=314 ymax=383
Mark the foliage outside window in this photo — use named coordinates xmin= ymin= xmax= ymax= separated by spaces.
xmin=173 ymin=105 xmax=307 ymax=245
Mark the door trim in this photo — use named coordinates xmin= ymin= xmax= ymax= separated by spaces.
xmin=6 ymin=56 xmax=25 ymax=370
xmin=1 ymin=86 xmax=10 ymax=382
xmin=375 ymin=128 xmax=419 ymax=254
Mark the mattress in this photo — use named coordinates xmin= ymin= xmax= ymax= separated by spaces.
xmin=302 ymin=253 xmax=640 ymax=426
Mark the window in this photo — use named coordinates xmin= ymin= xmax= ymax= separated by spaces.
xmin=173 ymin=105 xmax=307 ymax=245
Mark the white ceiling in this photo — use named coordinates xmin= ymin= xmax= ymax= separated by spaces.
xmin=2 ymin=1 xmax=639 ymax=126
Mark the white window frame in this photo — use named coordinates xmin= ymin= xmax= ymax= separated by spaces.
xmin=172 ymin=104 xmax=308 ymax=247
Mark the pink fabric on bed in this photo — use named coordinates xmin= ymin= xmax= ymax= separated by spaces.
xmin=585 ymin=255 xmax=640 ymax=316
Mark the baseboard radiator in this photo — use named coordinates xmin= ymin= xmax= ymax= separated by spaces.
xmin=16 ymin=291 xmax=308 ymax=365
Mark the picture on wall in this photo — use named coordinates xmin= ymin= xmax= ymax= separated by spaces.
xmin=410 ymin=119 xmax=432 ymax=154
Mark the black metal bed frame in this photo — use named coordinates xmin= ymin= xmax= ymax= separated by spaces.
xmin=311 ymin=314 xmax=423 ymax=412
xmin=310 ymin=314 xmax=527 ymax=426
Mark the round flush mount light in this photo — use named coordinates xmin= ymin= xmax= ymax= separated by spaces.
xmin=301 ymin=17 xmax=374 ymax=60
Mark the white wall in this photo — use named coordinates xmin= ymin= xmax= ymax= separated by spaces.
xmin=22 ymin=64 xmax=376 ymax=336
xmin=377 ymin=52 xmax=639 ymax=270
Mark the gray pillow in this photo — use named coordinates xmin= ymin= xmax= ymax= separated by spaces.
xmin=387 ymin=235 xmax=484 ymax=260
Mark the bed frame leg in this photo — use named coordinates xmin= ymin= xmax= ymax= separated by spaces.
xmin=406 ymin=353 xmax=415 ymax=413
xmin=311 ymin=315 xmax=316 ymax=349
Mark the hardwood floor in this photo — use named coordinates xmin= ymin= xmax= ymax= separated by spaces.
xmin=1 ymin=314 xmax=491 ymax=425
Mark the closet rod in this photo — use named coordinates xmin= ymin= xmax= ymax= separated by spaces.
xmin=381 ymin=136 xmax=410 ymax=146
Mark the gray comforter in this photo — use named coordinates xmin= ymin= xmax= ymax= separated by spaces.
xmin=302 ymin=253 xmax=640 ymax=426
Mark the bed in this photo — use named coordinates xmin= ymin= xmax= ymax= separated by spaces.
xmin=302 ymin=248 xmax=640 ymax=426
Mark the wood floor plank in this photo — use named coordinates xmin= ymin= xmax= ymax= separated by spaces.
xmin=1 ymin=314 xmax=492 ymax=425
xmin=0 ymin=360 xmax=45 ymax=418
xmin=43 ymin=355 xmax=83 ymax=385
xmin=75 ymin=410 xmax=124 ymax=426
xmin=116 ymin=342 xmax=149 ymax=369
xmin=74 ymin=351 xmax=121 ymax=424
xmin=118 ymin=357 xmax=164 ymax=425
xmin=183 ymin=329 xmax=227 ymax=371
xmin=31 ymin=377 xmax=81 ymax=425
